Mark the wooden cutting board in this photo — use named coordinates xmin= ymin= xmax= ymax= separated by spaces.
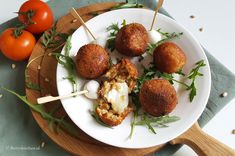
xmin=26 ymin=2 xmax=235 ymax=156
xmin=25 ymin=2 xmax=164 ymax=155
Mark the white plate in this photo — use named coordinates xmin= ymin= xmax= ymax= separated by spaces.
xmin=56 ymin=8 xmax=211 ymax=148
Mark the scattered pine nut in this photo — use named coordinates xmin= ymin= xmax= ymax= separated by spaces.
xmin=190 ymin=15 xmax=195 ymax=19
xmin=37 ymin=65 xmax=41 ymax=70
xmin=0 ymin=94 xmax=3 ymax=99
xmin=11 ymin=64 xmax=16 ymax=69
xmin=232 ymin=129 xmax=235 ymax=134
xmin=40 ymin=142 xmax=45 ymax=148
xmin=71 ymin=19 xmax=78 ymax=23
xmin=48 ymin=53 xmax=52 ymax=56
xmin=45 ymin=78 xmax=50 ymax=82
xmin=220 ymin=92 xmax=228 ymax=97
xmin=199 ymin=27 xmax=203 ymax=32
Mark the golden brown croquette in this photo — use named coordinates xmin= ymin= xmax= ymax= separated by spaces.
xmin=153 ymin=42 xmax=186 ymax=74
xmin=115 ymin=23 xmax=148 ymax=56
xmin=139 ymin=79 xmax=178 ymax=116
xmin=75 ymin=44 xmax=109 ymax=79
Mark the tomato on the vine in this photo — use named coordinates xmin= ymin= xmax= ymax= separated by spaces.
xmin=0 ymin=28 xmax=36 ymax=61
xmin=18 ymin=0 xmax=54 ymax=34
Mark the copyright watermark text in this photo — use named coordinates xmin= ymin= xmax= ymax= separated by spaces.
xmin=5 ymin=145 xmax=41 ymax=151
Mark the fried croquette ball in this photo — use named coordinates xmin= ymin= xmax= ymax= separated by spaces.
xmin=96 ymin=59 xmax=138 ymax=126
xmin=139 ymin=79 xmax=178 ymax=116
xmin=115 ymin=23 xmax=148 ymax=56
xmin=75 ymin=44 xmax=109 ymax=79
xmin=153 ymin=42 xmax=186 ymax=74
xmin=96 ymin=80 xmax=134 ymax=126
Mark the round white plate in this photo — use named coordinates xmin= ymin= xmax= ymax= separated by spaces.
xmin=56 ymin=8 xmax=211 ymax=148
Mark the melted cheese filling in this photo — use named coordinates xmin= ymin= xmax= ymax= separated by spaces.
xmin=104 ymin=82 xmax=129 ymax=114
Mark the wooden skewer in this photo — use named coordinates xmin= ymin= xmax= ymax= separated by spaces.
xmin=37 ymin=90 xmax=88 ymax=104
xmin=150 ymin=0 xmax=164 ymax=31
xmin=70 ymin=7 xmax=96 ymax=40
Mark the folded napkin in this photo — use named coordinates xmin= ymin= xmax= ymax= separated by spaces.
xmin=0 ymin=0 xmax=235 ymax=156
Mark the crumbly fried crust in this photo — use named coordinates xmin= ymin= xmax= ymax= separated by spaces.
xmin=139 ymin=79 xmax=178 ymax=116
xmin=75 ymin=44 xmax=109 ymax=79
xmin=105 ymin=59 xmax=138 ymax=92
xmin=115 ymin=23 xmax=148 ymax=56
xmin=96 ymin=59 xmax=138 ymax=126
xmin=153 ymin=42 xmax=186 ymax=74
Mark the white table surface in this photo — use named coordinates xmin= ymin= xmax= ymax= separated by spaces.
xmin=0 ymin=0 xmax=235 ymax=155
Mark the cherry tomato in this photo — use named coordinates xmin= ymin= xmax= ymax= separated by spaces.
xmin=0 ymin=28 xmax=36 ymax=61
xmin=18 ymin=0 xmax=54 ymax=34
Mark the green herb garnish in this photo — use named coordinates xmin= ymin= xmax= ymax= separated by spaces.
xmin=106 ymin=23 xmax=119 ymax=52
xmin=1 ymin=87 xmax=80 ymax=137
xmin=106 ymin=19 xmax=126 ymax=51
xmin=143 ymin=113 xmax=157 ymax=134
xmin=135 ymin=115 xmax=180 ymax=127
xmin=52 ymin=36 xmax=77 ymax=92
xmin=176 ymin=69 xmax=186 ymax=76
xmin=187 ymin=60 xmax=206 ymax=102
xmin=64 ymin=36 xmax=72 ymax=56
xmin=53 ymin=62 xmax=77 ymax=93
xmin=26 ymin=82 xmax=41 ymax=91
xmin=41 ymin=21 xmax=69 ymax=50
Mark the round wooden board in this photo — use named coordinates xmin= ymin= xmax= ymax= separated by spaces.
xmin=25 ymin=2 xmax=165 ymax=156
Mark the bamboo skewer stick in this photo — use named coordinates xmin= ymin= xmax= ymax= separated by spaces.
xmin=37 ymin=90 xmax=88 ymax=104
xmin=70 ymin=7 xmax=96 ymax=40
xmin=150 ymin=0 xmax=164 ymax=31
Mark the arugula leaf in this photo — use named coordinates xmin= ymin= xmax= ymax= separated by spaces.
xmin=136 ymin=115 xmax=180 ymax=126
xmin=1 ymin=87 xmax=80 ymax=137
xmin=106 ymin=20 xmax=127 ymax=52
xmin=1 ymin=87 xmax=54 ymax=120
xmin=26 ymin=82 xmax=41 ymax=91
xmin=106 ymin=23 xmax=119 ymax=52
xmin=161 ymin=72 xmax=174 ymax=84
xmin=41 ymin=21 xmax=69 ymax=50
xmin=52 ymin=36 xmax=77 ymax=92
xmin=143 ymin=113 xmax=156 ymax=134
xmin=187 ymin=60 xmax=206 ymax=102
xmin=189 ymin=83 xmax=196 ymax=102
xmin=129 ymin=65 xmax=159 ymax=137
xmin=176 ymin=69 xmax=185 ymax=76
xmin=129 ymin=109 xmax=138 ymax=138
xmin=64 ymin=36 xmax=72 ymax=56
xmin=107 ymin=23 xmax=120 ymax=32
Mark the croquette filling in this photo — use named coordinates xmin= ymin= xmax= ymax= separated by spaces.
xmin=103 ymin=82 xmax=129 ymax=114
